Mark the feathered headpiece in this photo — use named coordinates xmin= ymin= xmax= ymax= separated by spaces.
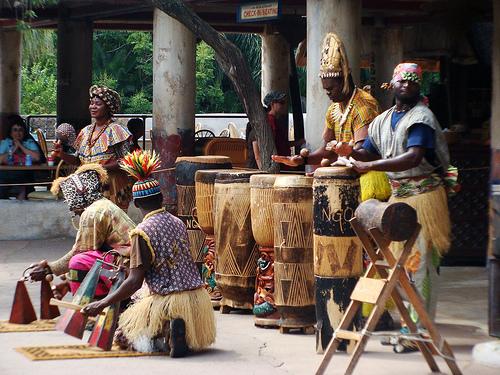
xmin=319 ymin=33 xmax=351 ymax=96
xmin=120 ymin=150 xmax=162 ymax=199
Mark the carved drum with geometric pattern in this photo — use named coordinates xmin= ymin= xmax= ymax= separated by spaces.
xmin=312 ymin=166 xmax=363 ymax=353
xmin=175 ymin=156 xmax=232 ymax=266
xmin=214 ymin=170 xmax=262 ymax=310
xmin=273 ymin=175 xmax=316 ymax=329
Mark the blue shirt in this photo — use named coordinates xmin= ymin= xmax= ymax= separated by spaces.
xmin=0 ymin=138 xmax=39 ymax=154
xmin=363 ymin=111 xmax=437 ymax=166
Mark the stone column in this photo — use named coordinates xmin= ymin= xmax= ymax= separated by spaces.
xmin=57 ymin=13 xmax=93 ymax=132
xmin=261 ymin=31 xmax=290 ymax=103
xmin=374 ymin=27 xmax=403 ymax=110
xmin=0 ymin=30 xmax=21 ymax=139
xmin=306 ymin=0 xmax=361 ymax=149
xmin=153 ymin=9 xmax=196 ymax=210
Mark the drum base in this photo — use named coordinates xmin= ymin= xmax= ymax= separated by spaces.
xmin=315 ymin=276 xmax=361 ymax=354
xmin=220 ymin=298 xmax=253 ymax=313
xmin=279 ymin=325 xmax=315 ymax=335
xmin=277 ymin=305 xmax=316 ymax=331
xmin=254 ymin=311 xmax=280 ymax=328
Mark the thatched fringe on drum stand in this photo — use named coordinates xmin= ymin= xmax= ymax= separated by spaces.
xmin=118 ymin=288 xmax=216 ymax=351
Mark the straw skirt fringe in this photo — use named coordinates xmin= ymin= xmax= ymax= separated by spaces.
xmin=118 ymin=287 xmax=216 ymax=351
xmin=389 ymin=185 xmax=450 ymax=256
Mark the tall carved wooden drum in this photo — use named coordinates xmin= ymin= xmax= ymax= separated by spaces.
xmin=313 ymin=166 xmax=363 ymax=353
xmin=214 ymin=170 xmax=261 ymax=312
xmin=273 ymin=175 xmax=316 ymax=333
xmin=195 ymin=168 xmax=233 ymax=307
xmin=250 ymin=174 xmax=280 ymax=327
xmin=175 ymin=156 xmax=232 ymax=268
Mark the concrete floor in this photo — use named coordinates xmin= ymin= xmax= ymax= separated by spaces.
xmin=0 ymin=238 xmax=498 ymax=375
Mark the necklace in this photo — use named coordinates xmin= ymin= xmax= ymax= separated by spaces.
xmin=334 ymin=88 xmax=357 ymax=137
xmin=88 ymin=119 xmax=112 ymax=149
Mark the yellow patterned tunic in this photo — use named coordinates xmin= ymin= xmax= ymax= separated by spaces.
xmin=325 ymin=88 xmax=391 ymax=201
xmin=325 ymin=87 xmax=380 ymax=143
xmin=48 ymin=198 xmax=136 ymax=275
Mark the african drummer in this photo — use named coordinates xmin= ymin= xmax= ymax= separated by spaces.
xmin=82 ymin=150 xmax=216 ymax=357
xmin=334 ymin=62 xmax=454 ymax=352
xmin=271 ymin=32 xmax=391 ymax=202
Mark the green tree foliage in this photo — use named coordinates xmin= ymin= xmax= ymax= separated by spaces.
xmin=196 ymin=42 xmax=224 ymax=113
xmin=20 ymin=29 xmax=276 ymax=115
xmin=20 ymin=29 xmax=57 ymax=114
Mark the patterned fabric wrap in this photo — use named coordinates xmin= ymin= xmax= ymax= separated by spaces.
xmin=132 ymin=177 xmax=161 ymax=199
xmin=48 ymin=198 xmax=135 ymax=275
xmin=56 ymin=123 xmax=76 ymax=147
xmin=325 ymin=88 xmax=380 ymax=142
xmin=319 ymin=32 xmax=350 ymax=96
xmin=59 ymin=170 xmax=104 ymax=211
xmin=443 ymin=165 xmax=460 ymax=196
xmin=389 ymin=173 xmax=442 ymax=198
xmin=130 ymin=209 xmax=203 ymax=295
xmin=67 ymin=250 xmax=115 ymax=297
xmin=74 ymin=123 xmax=131 ymax=164
xmin=89 ymin=85 xmax=121 ymax=114
xmin=391 ymin=63 xmax=423 ymax=84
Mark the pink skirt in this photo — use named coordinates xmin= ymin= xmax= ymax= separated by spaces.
xmin=68 ymin=251 xmax=115 ymax=297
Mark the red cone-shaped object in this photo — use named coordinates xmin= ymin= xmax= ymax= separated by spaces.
xmin=9 ymin=280 xmax=37 ymax=324
xmin=88 ymin=269 xmax=126 ymax=351
xmin=40 ymin=279 xmax=60 ymax=320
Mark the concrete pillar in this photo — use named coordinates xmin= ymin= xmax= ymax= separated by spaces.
xmin=0 ymin=30 xmax=21 ymax=139
xmin=152 ymin=9 xmax=196 ymax=210
xmin=57 ymin=14 xmax=93 ymax=132
xmin=374 ymin=27 xmax=403 ymax=110
xmin=306 ymin=0 xmax=361 ymax=149
xmin=261 ymin=31 xmax=290 ymax=103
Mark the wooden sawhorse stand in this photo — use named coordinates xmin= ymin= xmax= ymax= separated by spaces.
xmin=316 ymin=217 xmax=462 ymax=375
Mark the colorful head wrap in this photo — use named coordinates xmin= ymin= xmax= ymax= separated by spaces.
xmin=55 ymin=123 xmax=76 ymax=147
xmin=319 ymin=33 xmax=351 ymax=96
xmin=120 ymin=150 xmax=162 ymax=199
xmin=51 ymin=164 xmax=108 ymax=211
xmin=391 ymin=63 xmax=423 ymax=85
xmin=89 ymin=85 xmax=121 ymax=115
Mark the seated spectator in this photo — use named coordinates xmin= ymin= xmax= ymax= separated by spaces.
xmin=0 ymin=115 xmax=43 ymax=199
xmin=55 ymin=123 xmax=77 ymax=154
xmin=127 ymin=118 xmax=145 ymax=152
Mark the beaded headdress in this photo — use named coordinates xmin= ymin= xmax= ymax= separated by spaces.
xmin=319 ymin=33 xmax=351 ymax=96
xmin=51 ymin=164 xmax=108 ymax=210
xmin=89 ymin=85 xmax=121 ymax=115
xmin=120 ymin=150 xmax=162 ymax=199
xmin=391 ymin=63 xmax=422 ymax=85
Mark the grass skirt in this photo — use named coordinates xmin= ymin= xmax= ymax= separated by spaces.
xmin=389 ymin=185 xmax=450 ymax=257
xmin=118 ymin=287 xmax=216 ymax=351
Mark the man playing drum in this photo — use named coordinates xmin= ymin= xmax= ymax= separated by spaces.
xmin=337 ymin=63 xmax=452 ymax=351
xmin=271 ymin=32 xmax=390 ymax=201
xmin=82 ymin=150 xmax=216 ymax=358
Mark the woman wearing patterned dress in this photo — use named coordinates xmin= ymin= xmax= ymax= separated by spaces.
xmin=52 ymin=85 xmax=132 ymax=210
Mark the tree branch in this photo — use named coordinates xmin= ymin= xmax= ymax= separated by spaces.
xmin=150 ymin=0 xmax=278 ymax=171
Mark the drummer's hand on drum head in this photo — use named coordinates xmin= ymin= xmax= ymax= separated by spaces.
xmin=271 ymin=154 xmax=304 ymax=167
xmin=327 ymin=140 xmax=354 ymax=157
xmin=350 ymin=158 xmax=373 ymax=174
